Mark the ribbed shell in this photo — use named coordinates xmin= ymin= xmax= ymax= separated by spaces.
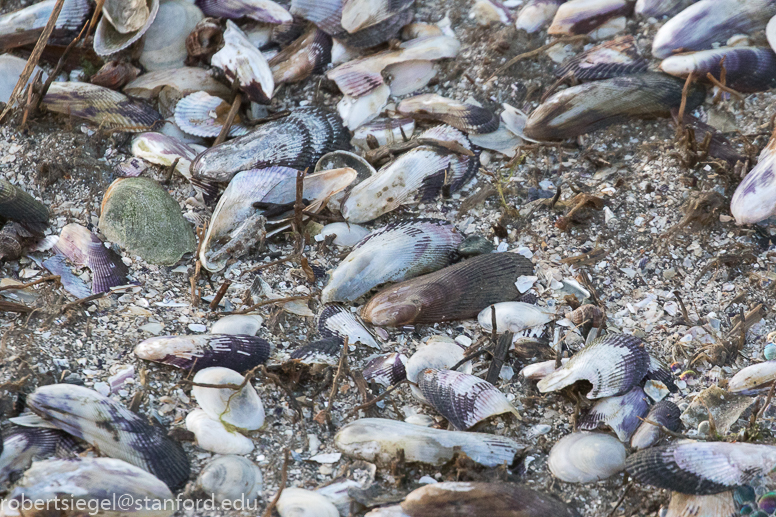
xmin=174 ymin=91 xmax=248 ymax=138
xmin=212 ymin=20 xmax=274 ymax=104
xmin=626 ymin=442 xmax=776 ymax=495
xmin=131 ymin=132 xmax=198 ymax=180
xmin=548 ymin=0 xmax=633 ymax=35
xmin=397 ymin=94 xmax=498 ymax=135
xmin=191 ymin=107 xmax=349 ymax=183
xmin=0 ymin=179 xmax=48 ymax=234
xmin=290 ymin=337 xmax=343 ymax=365
xmin=195 ymin=0 xmax=292 ymax=23
xmin=42 ymin=254 xmax=91 ymax=299
xmin=335 ymin=418 xmax=524 ymax=467
xmin=548 ymin=432 xmax=627 ymax=483
xmin=555 ymin=35 xmax=648 ymax=81
xmin=318 ymin=303 xmax=381 ymax=348
xmin=578 ymin=386 xmax=649 ymax=442
xmin=341 ymin=0 xmax=414 ymax=32
xmin=361 ymin=253 xmax=535 ymax=326
xmin=363 ymin=352 xmax=408 ymax=386
xmin=322 ymin=219 xmax=463 ymax=303
xmin=630 ymin=400 xmax=681 ymax=450
xmin=537 ymin=333 xmax=650 ymax=399
xmin=661 ymin=47 xmax=776 ymax=93
xmin=0 ymin=427 xmax=78 ymax=488
xmin=54 ymin=223 xmax=128 ymax=294
xmin=0 ymin=0 xmax=91 ymax=49
xmin=269 ymin=27 xmax=333 ymax=84
xmin=94 ymin=0 xmax=160 ymax=56
xmin=22 ymin=384 xmax=190 ymax=490
xmin=416 ymin=125 xmax=480 ymax=195
xmin=644 ymin=354 xmax=679 ymax=392
xmin=634 ymin=0 xmax=695 ymax=17
xmin=417 ymin=369 xmax=519 ymax=430
xmin=665 ymin=492 xmax=737 ymax=517
xmin=134 ymin=334 xmax=272 ymax=372
xmin=523 ymin=73 xmax=706 ymax=141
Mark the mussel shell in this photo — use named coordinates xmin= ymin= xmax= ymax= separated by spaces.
xmin=290 ymin=337 xmax=343 ymax=365
xmin=318 ymin=303 xmax=381 ymax=348
xmin=728 ymin=360 xmax=776 ymax=394
xmin=363 ymin=352 xmax=408 ymax=386
xmin=174 ymin=91 xmax=249 ymax=138
xmin=548 ymin=431 xmax=627 ymax=483
xmin=516 ymin=0 xmax=563 ymax=33
xmin=196 ymin=455 xmax=263 ymax=504
xmin=94 ymin=0 xmax=160 ymax=56
xmin=630 ymin=400 xmax=681 ymax=450
xmin=139 ymin=0 xmax=204 ymax=71
xmin=523 ymin=73 xmax=706 ymax=141
xmin=555 ymin=35 xmax=647 ymax=81
xmin=54 ymin=223 xmax=128 ymax=294
xmin=277 ymin=487 xmax=340 ymax=517
xmin=664 ymin=491 xmax=737 ymax=517
xmin=185 ymin=409 xmax=254 ymax=454
xmin=660 ymin=47 xmax=776 ymax=93
xmin=341 ymin=0 xmax=414 ymax=33
xmin=731 ymin=137 xmax=776 ymax=225
xmin=0 ymin=427 xmax=78 ymax=489
xmin=269 ymin=27 xmax=333 ymax=84
xmin=548 ymin=0 xmax=633 ymax=36
xmin=0 ymin=0 xmax=91 ymax=50
xmin=0 ymin=178 xmax=49 ymax=234
xmin=212 ymin=20 xmax=274 ymax=104
xmin=578 ymin=386 xmax=649 ymax=442
xmin=634 ymin=0 xmax=695 ymax=18
xmin=134 ymin=334 xmax=272 ymax=372
xmin=191 ymin=367 xmax=265 ymax=431
xmin=396 ymin=94 xmax=498 ymax=135
xmin=195 ymin=0 xmax=292 ymax=24
xmin=361 ymin=253 xmax=534 ymax=327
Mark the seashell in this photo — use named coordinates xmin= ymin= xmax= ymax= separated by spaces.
xmin=401 ymin=23 xmax=444 ymax=40
xmin=139 ymin=0 xmax=204 ymax=71
xmin=516 ymin=0 xmax=563 ymax=33
xmin=335 ymin=418 xmax=524 ymax=467
xmin=185 ymin=409 xmax=255 ymax=454
xmin=0 ymin=222 xmax=37 ymax=262
xmin=42 ymin=254 xmax=92 ymax=298
xmin=211 ymin=314 xmax=264 ymax=336
xmin=195 ymin=0 xmax=292 ymax=24
xmin=0 ymin=55 xmax=48 ymax=105
xmin=43 ymin=82 xmax=163 ymax=131
xmin=520 ymin=358 xmax=569 ymax=381
xmin=277 ymin=487 xmax=340 ymax=517
xmin=191 ymin=107 xmax=350 ymax=183
xmin=99 ymin=177 xmax=196 ymax=265
xmin=18 ymin=384 xmax=190 ymax=489
xmin=174 ymin=91 xmax=249 ymax=138
xmin=406 ymin=336 xmax=471 ymax=399
xmin=212 ymin=20 xmax=274 ymax=104
xmin=53 ymin=223 xmax=129 ymax=294
xmin=362 ymin=253 xmax=534 ymax=327
xmin=0 ymin=178 xmax=49 ymax=234
xmin=548 ymin=432 xmax=627 ymax=483
xmin=564 ymin=304 xmax=605 ymax=328
xmin=548 ymin=0 xmax=633 ymax=36
xmin=626 ymin=442 xmax=776 ymax=495
xmin=317 ymin=303 xmax=381 ymax=349
xmin=103 ymin=0 xmax=150 ymax=33
xmin=578 ymin=386 xmax=649 ymax=442
xmin=0 ymin=427 xmax=78 ymax=489
xmin=123 ymin=67 xmax=231 ymax=114
xmin=523 ymin=73 xmax=706 ymax=141
xmin=660 ymin=47 xmax=776 ymax=93
xmin=478 ymin=302 xmax=553 ymax=337
xmin=186 ymin=17 xmax=224 ymax=64
xmin=457 ymin=235 xmax=494 ymax=257
xmin=664 ymin=491 xmax=737 ymax=517
xmin=630 ymin=400 xmax=682 ymax=450
xmin=134 ymin=334 xmax=272 ymax=372
xmin=131 ymin=132 xmax=199 ymax=182
xmin=7 ymin=457 xmax=174 ymax=516
xmin=191 ymin=367 xmax=265 ymax=431
xmin=397 ymin=94 xmax=499 ymax=135
xmin=645 ymin=354 xmax=679 ymax=393
xmin=363 ymin=352 xmax=408 ymax=386
xmin=351 ymin=117 xmax=415 ymax=151
xmin=652 ymin=0 xmax=776 ymax=59
xmin=319 ymin=222 xmax=372 ymax=246
xmin=0 ymin=0 xmax=91 ymax=50
xmin=728 ymin=360 xmax=776 ymax=394
xmin=341 ymin=0 xmax=414 ymax=33
xmin=337 ymin=83 xmax=390 ymax=131
xmin=290 ymin=0 xmax=346 ymax=36
xmin=90 ymin=61 xmax=140 ymax=90
xmin=322 ymin=219 xmax=463 ymax=303
xmin=290 ymin=337 xmax=343 ymax=365
xmin=769 ymin=16 xmax=776 ymax=55
xmin=468 ymin=103 xmax=526 ymax=156
xmin=94 ymin=0 xmax=160 ymax=56
xmin=269 ymin=27 xmax=333 ymax=85
xmin=731 ymin=136 xmax=776 ymax=225
xmin=537 ymin=333 xmax=650 ymax=399
xmin=385 ymin=60 xmax=438 ymax=97
xmin=634 ymin=0 xmax=695 ymax=18
xmin=471 ymin=0 xmax=514 ymax=25
xmin=196 ymin=455 xmax=263 ymax=504
xmin=554 ymin=35 xmax=648 ymax=81
xmin=417 ymin=369 xmax=520 ymax=430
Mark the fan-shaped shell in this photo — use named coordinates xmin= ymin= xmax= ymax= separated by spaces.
xmin=191 ymin=367 xmax=265 ymax=431
xmin=103 ymin=0 xmax=149 ymax=33
xmin=196 ymin=455 xmax=263 ymax=504
xmin=0 ymin=178 xmax=49 ymax=234
xmin=341 ymin=0 xmax=414 ymax=32
xmin=185 ymin=409 xmax=254 ymax=455
xmin=94 ymin=0 xmax=160 ymax=56
xmin=212 ymin=20 xmax=274 ymax=104
xmin=664 ymin=491 xmax=737 ymax=517
xmin=731 ymin=136 xmax=776 ymax=225
xmin=139 ymin=0 xmax=204 ymax=71
xmin=0 ymin=0 xmax=91 ymax=50
xmin=548 ymin=432 xmax=627 ymax=483
xmin=290 ymin=338 xmax=343 ymax=365
xmin=54 ymin=223 xmax=128 ymax=294
xmin=660 ymin=47 xmax=776 ymax=93
xmin=0 ymin=427 xmax=77 ymax=489
xmin=406 ymin=337 xmax=472 ymax=401
xmin=174 ymin=91 xmax=249 ymax=138
xmin=277 ymin=487 xmax=339 ymax=517
xmin=195 ymin=0 xmax=292 ymax=24
xmin=478 ymin=302 xmax=553 ymax=336
xmin=397 ymin=94 xmax=499 ymax=135
xmin=318 ymin=303 xmax=381 ymax=349
xmin=211 ymin=315 xmax=264 ymax=336
xmin=134 ymin=334 xmax=272 ymax=372
xmin=578 ymin=386 xmax=649 ymax=442
xmin=319 ymin=222 xmax=372 ymax=246
xmin=363 ymin=352 xmax=407 ymax=386
xmin=728 ymin=360 xmax=776 ymax=394
xmin=630 ymin=400 xmax=682 ymax=450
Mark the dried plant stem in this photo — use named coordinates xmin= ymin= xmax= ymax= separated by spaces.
xmin=61 ymin=291 xmax=109 ymax=312
xmin=213 ymin=92 xmax=242 ymax=146
xmin=0 ymin=275 xmax=60 ymax=292
xmin=209 ymin=280 xmax=231 ymax=310
xmin=637 ymin=416 xmax=698 ymax=441
xmin=225 ymin=295 xmax=311 ymax=315
xmin=261 ymin=449 xmax=290 ymax=517
xmin=489 ymin=35 xmax=588 ymax=81
xmin=347 ymin=379 xmax=408 ymax=418
xmin=315 ymin=338 xmax=349 ymax=427
xmin=607 ymin=481 xmax=634 ymax=517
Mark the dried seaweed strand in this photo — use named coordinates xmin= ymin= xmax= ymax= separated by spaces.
xmin=0 ymin=275 xmax=60 ymax=292
xmin=261 ymin=449 xmax=290 ymax=517
xmin=606 ymin=481 xmax=634 ymax=517
xmin=315 ymin=338 xmax=349 ymax=428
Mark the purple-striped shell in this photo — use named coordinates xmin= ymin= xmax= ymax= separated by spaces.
xmin=195 ymin=0 xmax=292 ymax=24
xmin=0 ymin=426 xmax=81 ymax=489
xmin=0 ymin=0 xmax=91 ymax=50
xmin=269 ymin=27 xmax=333 ymax=85
xmin=731 ymin=137 xmax=776 ymax=225
xmin=53 ymin=223 xmax=129 ymax=294
xmin=548 ymin=432 xmax=627 ymax=483
xmin=94 ymin=0 xmax=160 ymax=56
xmin=396 ymin=94 xmax=499 ymax=135
xmin=555 ymin=35 xmax=648 ymax=81
xmin=634 ymin=0 xmax=695 ymax=18
xmin=134 ymin=334 xmax=272 ymax=372
xmin=548 ymin=0 xmax=632 ymax=36
xmin=42 ymin=254 xmax=91 ymax=298
xmin=174 ymin=91 xmax=249 ymax=138
xmin=660 ymin=47 xmax=776 ymax=93
xmin=318 ymin=303 xmax=381 ymax=349
xmin=212 ymin=20 xmax=274 ymax=104
xmin=645 ymin=354 xmax=679 ymax=393
xmin=290 ymin=338 xmax=343 ymax=365
xmin=578 ymin=386 xmax=649 ymax=442
xmin=363 ymin=352 xmax=408 ymax=386
xmin=630 ymin=400 xmax=682 ymax=450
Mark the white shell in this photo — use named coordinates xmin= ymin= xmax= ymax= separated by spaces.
xmin=731 ymin=137 xmax=776 ymax=224
xmin=516 ymin=0 xmax=561 ymax=33
xmin=548 ymin=431 xmax=626 ymax=483
xmin=277 ymin=487 xmax=339 ymax=517
xmin=174 ymin=91 xmax=249 ymax=138
xmin=548 ymin=0 xmax=629 ymax=36
xmin=139 ymin=0 xmax=203 ymax=71
xmin=0 ymin=55 xmax=48 ymax=105
xmin=406 ymin=337 xmax=472 ymax=402
xmin=185 ymin=409 xmax=255 ymax=455
xmin=337 ymin=83 xmax=390 ymax=130
xmin=319 ymin=222 xmax=372 ymax=246
xmin=94 ymin=0 xmax=160 ymax=56
xmin=212 ymin=20 xmax=274 ymax=104
xmin=211 ymin=315 xmax=264 ymax=336
xmin=728 ymin=360 xmax=776 ymax=393
xmin=191 ymin=367 xmax=265 ymax=431
xmin=196 ymin=455 xmax=263 ymax=504
xmin=317 ymin=303 xmax=381 ymax=349
xmin=131 ymin=132 xmax=198 ymax=179
xmin=351 ymin=118 xmax=416 ymax=152
xmin=477 ymin=302 xmax=553 ymax=335
xmin=768 ymin=15 xmax=776 ymax=55
xmin=385 ymin=60 xmax=437 ymax=97
xmin=103 ymin=0 xmax=150 ymax=33
xmin=578 ymin=387 xmax=649 ymax=442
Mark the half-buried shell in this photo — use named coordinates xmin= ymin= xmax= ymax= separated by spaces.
xmin=728 ymin=360 xmax=776 ymax=394
xmin=548 ymin=0 xmax=633 ymax=36
xmin=664 ymin=492 xmax=737 ymax=517
xmin=548 ymin=432 xmax=627 ymax=483
xmin=196 ymin=455 xmax=263 ymax=504
xmin=195 ymin=0 xmax=292 ymax=24
xmin=212 ymin=20 xmax=274 ymax=104
xmin=0 ymin=427 xmax=79 ymax=489
xmin=340 ymin=0 xmax=414 ymax=33
xmin=191 ymin=367 xmax=265 ymax=431
xmin=351 ymin=117 xmax=416 ymax=151
xmin=53 ymin=223 xmax=128 ymax=294
xmin=134 ymin=334 xmax=272 ymax=372
xmin=554 ymin=35 xmax=648 ymax=81
xmin=396 ymin=94 xmax=499 ymax=135
xmin=516 ymin=0 xmax=563 ymax=33
xmin=363 ymin=352 xmax=407 ymax=386
xmin=290 ymin=337 xmax=343 ymax=366
xmin=406 ymin=336 xmax=472 ymax=401
xmin=0 ymin=178 xmax=49 ymax=234
xmin=630 ymin=400 xmax=682 ymax=450
xmin=578 ymin=386 xmax=650 ymax=442
xmin=634 ymin=0 xmax=695 ymax=18
xmin=0 ymin=0 xmax=91 ymax=50
xmin=317 ymin=303 xmax=381 ymax=349
xmin=477 ymin=302 xmax=553 ymax=337
xmin=277 ymin=488 xmax=340 ymax=517
xmin=174 ymin=91 xmax=249 ymax=138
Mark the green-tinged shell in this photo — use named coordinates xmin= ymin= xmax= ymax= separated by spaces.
xmin=99 ymin=177 xmax=195 ymax=265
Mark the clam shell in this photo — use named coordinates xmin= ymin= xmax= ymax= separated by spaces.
xmin=277 ymin=487 xmax=340 ymax=517
xmin=290 ymin=0 xmax=347 ymax=36
xmin=477 ymin=302 xmax=553 ymax=336
xmin=191 ymin=367 xmax=265 ymax=431
xmin=537 ymin=333 xmax=650 ymax=399
xmin=634 ymin=0 xmax=695 ymax=18
xmin=630 ymin=400 xmax=682 ymax=450
xmin=123 ymin=67 xmax=231 ymax=114
xmin=555 ymin=35 xmax=647 ymax=81
xmin=337 ymin=83 xmax=390 ymax=130
xmin=131 ymin=132 xmax=198 ymax=179
xmin=196 ymin=455 xmax=263 ymax=504
xmin=0 ymin=178 xmax=49 ymax=234
xmin=134 ymin=334 xmax=272 ymax=372
xmin=351 ymin=117 xmax=415 ymax=152
xmin=361 ymin=253 xmax=535 ymax=327
xmin=661 ymin=47 xmax=776 ymax=93
xmin=103 ymin=0 xmax=149 ymax=33
xmin=523 ymin=73 xmax=706 ymax=140
xmin=91 ymin=60 xmax=141 ymax=90
xmin=548 ymin=0 xmax=632 ymax=35
xmin=0 ymin=55 xmax=48 ymax=105
xmin=397 ymin=94 xmax=498 ymax=135
xmin=195 ymin=0 xmax=292 ymax=24
xmin=335 ymin=418 xmax=524 ymax=467
xmin=665 ymin=491 xmax=737 ymax=517
xmin=516 ymin=0 xmax=563 ymax=32
xmin=519 ymin=358 xmax=568 ymax=381
xmin=418 ymin=368 xmax=520 ymax=430
xmin=18 ymin=384 xmax=190 ymax=489
xmin=185 ymin=409 xmax=255 ymax=454
xmin=43 ymin=82 xmax=163 ymax=131
xmin=769 ymin=15 xmax=776 ymax=55
xmin=385 ymin=60 xmax=437 ymax=97
xmin=174 ymin=91 xmax=249 ymax=138
xmin=322 ymin=218 xmax=463 ymax=303
xmin=0 ymin=427 xmax=77 ymax=489
xmin=731 ymin=136 xmax=776 ymax=225
xmin=728 ymin=360 xmax=776 ymax=394
xmin=341 ymin=0 xmax=414 ymax=33
xmin=319 ymin=222 xmax=372 ymax=246
xmin=0 ymin=0 xmax=91 ymax=50
xmin=363 ymin=352 xmax=408 ymax=386
xmin=94 ymin=0 xmax=160 ymax=56
xmin=53 ymin=223 xmax=129 ymax=294
xmin=290 ymin=337 xmax=343 ymax=365
xmin=212 ymin=20 xmax=274 ymax=104
xmin=317 ymin=303 xmax=381 ymax=349
xmin=548 ymin=432 xmax=626 ymax=483
xmin=406 ymin=336 xmax=472 ymax=400
xmin=652 ymin=0 xmax=776 ymax=59
xmin=211 ymin=314 xmax=264 ymax=336
xmin=626 ymin=442 xmax=776 ymax=495
xmin=138 ymin=0 xmax=204 ymax=71
xmin=578 ymin=386 xmax=649 ymax=442
xmin=99 ymin=177 xmax=196 ymax=265
xmin=42 ymin=254 xmax=92 ymax=299
xmin=269 ymin=27 xmax=333 ymax=84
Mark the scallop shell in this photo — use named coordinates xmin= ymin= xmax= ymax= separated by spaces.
xmin=290 ymin=337 xmax=343 ymax=365
xmin=42 ymin=254 xmax=92 ymax=298
xmin=317 ymin=303 xmax=381 ymax=349
xmin=0 ymin=178 xmax=49 ymax=234
xmin=335 ymin=418 xmax=525 ymax=467
xmin=664 ymin=491 xmax=738 ymax=517
xmin=185 ymin=409 xmax=255 ymax=454
xmin=277 ymin=487 xmax=340 ymax=517
xmin=17 ymin=384 xmax=190 ymax=490
xmin=363 ymin=352 xmax=408 ymax=386
xmin=195 ymin=0 xmax=292 ymax=24
xmin=191 ymin=367 xmax=265 ymax=431
xmin=626 ymin=442 xmax=776 ymax=495
xmin=549 ymin=432 xmax=626 ymax=483
xmin=548 ymin=0 xmax=632 ymax=36
xmin=731 ymin=136 xmax=776 ymax=225
xmin=99 ymin=177 xmax=196 ymax=265
xmin=634 ymin=0 xmax=695 ymax=18
xmin=728 ymin=360 xmax=776 ymax=394
xmin=0 ymin=427 xmax=78 ymax=489
xmin=53 ymin=223 xmax=128 ymax=294
xmin=269 ymin=27 xmax=333 ymax=85
xmin=661 ymin=47 xmax=776 ymax=93
xmin=94 ymin=0 xmax=160 ymax=56
xmin=138 ymin=0 xmax=204 ymax=71
xmin=174 ymin=91 xmax=249 ymax=138
xmin=212 ymin=20 xmax=274 ymax=104
xmin=630 ymin=400 xmax=682 ymax=450
xmin=361 ymin=253 xmax=535 ymax=327
xmin=578 ymin=386 xmax=649 ymax=442
xmin=516 ymin=0 xmax=563 ymax=32
xmin=351 ymin=117 xmax=415 ymax=151
xmin=211 ymin=314 xmax=264 ymax=336
xmin=0 ymin=0 xmax=91 ymax=50
xmin=319 ymin=222 xmax=372 ymax=246
xmin=555 ymin=35 xmax=648 ymax=81
xmin=397 ymin=94 xmax=499 ymax=135
xmin=134 ymin=334 xmax=272 ymax=372
xmin=196 ymin=455 xmax=263 ymax=504
xmin=477 ymin=302 xmax=553 ymax=336
xmin=524 ymin=73 xmax=706 ymax=140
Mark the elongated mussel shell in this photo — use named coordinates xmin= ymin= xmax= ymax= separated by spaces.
xmin=291 ymin=337 xmax=342 ymax=365
xmin=578 ymin=386 xmax=649 ymax=442
xmin=134 ymin=334 xmax=272 ymax=372
xmin=211 ymin=20 xmax=274 ymax=103
xmin=664 ymin=491 xmax=737 ymax=517
xmin=731 ymin=136 xmax=776 ymax=225
xmin=322 ymin=219 xmax=463 ymax=303
xmin=94 ymin=0 xmax=160 ymax=56
xmin=0 ymin=178 xmax=48 ymax=234
xmin=516 ymin=0 xmax=563 ymax=33
xmin=318 ymin=303 xmax=381 ymax=348
xmin=548 ymin=432 xmax=627 ymax=483
xmin=174 ymin=91 xmax=249 ymax=138
xmin=53 ymin=223 xmax=128 ymax=294
xmin=555 ymin=35 xmax=648 ymax=81
xmin=0 ymin=0 xmax=91 ymax=50
xmin=363 ymin=352 xmax=407 ymax=386
xmin=269 ymin=27 xmax=333 ymax=84
xmin=192 ymin=367 xmax=265 ymax=431
xmin=537 ymin=334 xmax=650 ymax=398
xmin=18 ymin=384 xmax=190 ymax=489
xmin=396 ymin=94 xmax=499 ymax=135
xmin=196 ymin=455 xmax=263 ymax=504
xmin=728 ymin=360 xmax=776 ymax=394
xmin=362 ymin=253 xmax=534 ymax=327
xmin=634 ymin=0 xmax=695 ymax=18
xmin=548 ymin=0 xmax=633 ymax=36
xmin=652 ymin=0 xmax=776 ymax=59
xmin=661 ymin=47 xmax=776 ymax=93
xmin=335 ymin=418 xmax=524 ymax=467
xmin=195 ymin=0 xmax=292 ymax=24
xmin=524 ymin=73 xmax=705 ymax=140
xmin=626 ymin=442 xmax=776 ymax=495
xmin=630 ymin=400 xmax=681 ymax=450
xmin=0 ymin=427 xmax=78 ymax=489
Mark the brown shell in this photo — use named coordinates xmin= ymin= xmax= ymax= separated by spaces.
xmin=361 ymin=253 xmax=535 ymax=326
xmin=90 ymin=61 xmax=141 ymax=90
xmin=269 ymin=26 xmax=332 ymax=85
xmin=185 ymin=17 xmax=224 ymax=64
xmin=565 ymin=304 xmax=605 ymax=327
xmin=0 ymin=222 xmax=36 ymax=261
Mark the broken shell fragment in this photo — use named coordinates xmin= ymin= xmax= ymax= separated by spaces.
xmin=195 ymin=0 xmax=292 ymax=24
xmin=351 ymin=117 xmax=416 ymax=151
xmin=516 ymin=0 xmax=563 ymax=33
xmin=664 ymin=491 xmax=737 ymax=517
xmin=728 ymin=360 xmax=776 ymax=394
xmin=319 ymin=222 xmax=372 ymax=246
xmin=548 ymin=432 xmax=627 ymax=483
xmin=341 ymin=0 xmax=414 ymax=33
xmin=363 ymin=352 xmax=408 ymax=386
xmin=396 ymin=94 xmax=499 ymax=135
xmin=277 ymin=487 xmax=340 ymax=517
xmin=731 ymin=136 xmax=776 ymax=225
xmin=630 ymin=400 xmax=682 ymax=450
xmin=0 ymin=55 xmax=47 ymax=105
xmin=103 ymin=0 xmax=150 ymax=33
xmin=191 ymin=367 xmax=265 ymax=431
xmin=212 ymin=20 xmax=274 ymax=104
xmin=565 ymin=304 xmax=605 ymax=328
xmin=335 ymin=418 xmax=524 ymax=467
xmin=53 ymin=223 xmax=129 ymax=294
xmin=291 ymin=337 xmax=343 ymax=365
xmin=139 ymin=0 xmax=204 ymax=71
xmin=385 ymin=59 xmax=438 ymax=97
xmin=660 ymin=47 xmax=776 ymax=93
xmin=174 ymin=91 xmax=249 ymax=138
xmin=554 ymin=35 xmax=648 ymax=81
xmin=134 ymin=334 xmax=272 ymax=372
xmin=94 ymin=0 xmax=160 ymax=56
xmin=0 ymin=178 xmax=49 ymax=234
xmin=210 ymin=314 xmax=263 ymax=336
xmin=477 ymin=302 xmax=553 ymax=337
xmin=269 ymin=27 xmax=333 ymax=85
xmin=123 ymin=67 xmax=231 ymax=113
xmin=131 ymin=132 xmax=198 ymax=180
xmin=0 ymin=427 xmax=78 ymax=489
xmin=548 ymin=0 xmax=633 ymax=36
xmin=578 ymin=386 xmax=649 ymax=442
xmin=337 ymin=83 xmax=390 ymax=130
xmin=318 ymin=303 xmax=381 ymax=349
xmin=185 ymin=409 xmax=255 ymax=455
xmin=406 ymin=337 xmax=472 ymax=400
xmin=196 ymin=455 xmax=263 ymax=504
xmin=0 ymin=0 xmax=91 ymax=50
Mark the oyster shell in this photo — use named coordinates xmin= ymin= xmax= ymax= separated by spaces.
xmin=516 ymin=0 xmax=563 ymax=33
xmin=174 ymin=91 xmax=249 ymax=138
xmin=578 ymin=386 xmax=649 ymax=442
xmin=660 ymin=47 xmax=776 ymax=93
xmin=728 ymin=360 xmax=776 ymax=394
xmin=212 ymin=20 xmax=274 ymax=104
xmin=0 ymin=178 xmax=49 ymax=234
xmin=53 ymin=223 xmax=129 ymax=294
xmin=269 ymin=27 xmax=333 ymax=85
xmin=731 ymin=136 xmax=776 ymax=225
xmin=477 ymin=302 xmax=553 ymax=336
xmin=191 ymin=367 xmax=265 ymax=431
xmin=335 ymin=418 xmax=525 ymax=467
xmin=319 ymin=222 xmax=372 ymax=246
xmin=548 ymin=0 xmax=632 ymax=36
xmin=277 ymin=487 xmax=340 ymax=517
xmin=196 ymin=455 xmax=263 ymax=504
xmin=185 ymin=409 xmax=255 ymax=454
xmin=317 ymin=303 xmax=381 ymax=349
xmin=664 ymin=491 xmax=737 ymax=517
xmin=634 ymin=0 xmax=695 ymax=18
xmin=363 ymin=352 xmax=408 ymax=386
xmin=290 ymin=337 xmax=343 ymax=365
xmin=351 ymin=117 xmax=415 ymax=151
xmin=397 ymin=94 xmax=499 ymax=135
xmin=195 ymin=0 xmax=292 ymax=24
xmin=134 ymin=334 xmax=272 ymax=372
xmin=630 ymin=400 xmax=682 ymax=450
xmin=554 ymin=35 xmax=648 ymax=81
xmin=406 ymin=336 xmax=472 ymax=401
xmin=361 ymin=253 xmax=535 ymax=326
xmin=0 ymin=0 xmax=91 ymax=50
xmin=94 ymin=0 xmax=160 ymax=56
xmin=0 ymin=427 xmax=78 ymax=489
xmin=548 ymin=432 xmax=627 ymax=483
xmin=139 ymin=0 xmax=204 ymax=71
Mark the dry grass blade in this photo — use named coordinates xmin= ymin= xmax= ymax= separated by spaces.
xmin=262 ymin=449 xmax=290 ymax=517
xmin=0 ymin=275 xmax=60 ymax=292
xmin=488 ymin=35 xmax=588 ymax=81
